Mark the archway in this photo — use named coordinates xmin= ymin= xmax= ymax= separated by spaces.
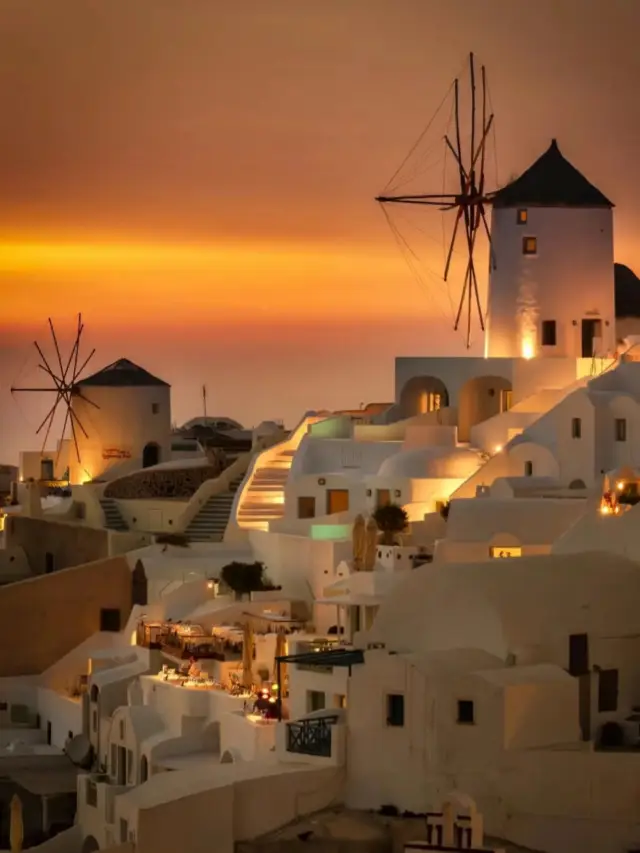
xmin=132 ymin=560 xmax=148 ymax=606
xmin=81 ymin=836 xmax=100 ymax=853
xmin=399 ymin=375 xmax=450 ymax=418
xmin=569 ymin=479 xmax=587 ymax=490
xmin=220 ymin=748 xmax=242 ymax=764
xmin=142 ymin=442 xmax=160 ymax=468
xmin=458 ymin=375 xmax=513 ymax=442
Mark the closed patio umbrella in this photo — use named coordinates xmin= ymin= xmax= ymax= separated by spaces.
xmin=363 ymin=516 xmax=379 ymax=572
xmin=352 ymin=514 xmax=366 ymax=572
xmin=272 ymin=631 xmax=287 ymax=685
xmin=242 ymin=621 xmax=254 ymax=690
xmin=10 ymin=794 xmax=23 ymax=853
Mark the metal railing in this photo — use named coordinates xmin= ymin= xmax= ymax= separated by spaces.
xmin=286 ymin=715 xmax=338 ymax=758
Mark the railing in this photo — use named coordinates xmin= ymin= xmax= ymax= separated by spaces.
xmin=286 ymin=715 xmax=337 ymax=757
xmin=294 ymin=640 xmax=340 ymax=673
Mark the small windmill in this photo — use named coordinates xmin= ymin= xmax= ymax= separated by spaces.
xmin=10 ymin=313 xmax=99 ymax=466
xmin=376 ymin=52 xmax=497 ymax=349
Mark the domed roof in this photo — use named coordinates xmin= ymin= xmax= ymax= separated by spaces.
xmin=378 ymin=445 xmax=482 ymax=480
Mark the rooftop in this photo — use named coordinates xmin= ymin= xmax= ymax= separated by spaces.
xmin=75 ymin=358 xmax=169 ymax=388
xmin=491 ymin=139 xmax=613 ymax=209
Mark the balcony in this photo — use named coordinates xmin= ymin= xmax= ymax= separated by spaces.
xmin=287 ymin=716 xmax=336 ymax=757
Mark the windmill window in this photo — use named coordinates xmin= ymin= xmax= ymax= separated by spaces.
xmin=517 ymin=209 xmax=528 ymax=224
xmin=522 ymin=236 xmax=537 ymax=255
xmin=541 ymin=320 xmax=556 ymax=346
xmin=571 ymin=417 xmax=582 ymax=439
xmin=524 ymin=461 xmax=533 ymax=477
xmin=457 ymin=699 xmax=475 ymax=724
xmin=151 ymin=403 xmax=160 ymax=414
xmin=615 ymin=418 xmax=627 ymax=442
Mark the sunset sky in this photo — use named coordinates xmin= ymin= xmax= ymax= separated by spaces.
xmin=2 ymin=0 xmax=640 ymax=462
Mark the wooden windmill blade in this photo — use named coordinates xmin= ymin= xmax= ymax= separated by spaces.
xmin=10 ymin=313 xmax=100 ymax=470
xmin=376 ymin=52 xmax=498 ymax=349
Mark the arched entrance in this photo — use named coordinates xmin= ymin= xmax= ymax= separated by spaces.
xmin=142 ymin=442 xmax=160 ymax=468
xmin=81 ymin=836 xmax=100 ymax=853
xmin=399 ymin=376 xmax=449 ymax=418
xmin=131 ymin=560 xmax=148 ymax=607
xmin=458 ymin=375 xmax=512 ymax=442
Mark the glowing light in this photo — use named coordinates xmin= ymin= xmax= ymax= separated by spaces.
xmin=617 ymin=481 xmax=625 ymax=491
xmin=494 ymin=444 xmax=503 ymax=454
xmin=521 ymin=338 xmax=535 ymax=360
xmin=600 ymin=505 xmax=611 ymax=515
xmin=206 ymin=581 xmax=214 ymax=589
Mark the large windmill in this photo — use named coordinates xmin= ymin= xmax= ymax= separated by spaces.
xmin=11 ymin=314 xmax=99 ymax=468
xmin=376 ymin=52 xmax=497 ymax=349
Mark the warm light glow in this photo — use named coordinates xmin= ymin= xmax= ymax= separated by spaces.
xmin=600 ymin=505 xmax=611 ymax=515
xmin=206 ymin=581 xmax=214 ymax=589
xmin=616 ymin=481 xmax=625 ymax=491
xmin=521 ymin=337 xmax=535 ymax=360
xmin=494 ymin=444 xmax=503 ymax=454
xmin=489 ymin=546 xmax=522 ymax=558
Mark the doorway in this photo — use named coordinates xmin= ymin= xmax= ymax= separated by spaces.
xmin=376 ymin=489 xmax=391 ymax=508
xmin=581 ymin=319 xmax=602 ymax=358
xmin=142 ymin=442 xmax=160 ymax=468
xmin=326 ymin=489 xmax=349 ymax=515
xmin=40 ymin=458 xmax=54 ymax=480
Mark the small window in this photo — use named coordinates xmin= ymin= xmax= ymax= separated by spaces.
xmin=386 ymin=693 xmax=405 ymax=727
xmin=44 ymin=552 xmax=55 ymax=574
xmin=92 ymin=710 xmax=98 ymax=732
xmin=489 ymin=546 xmax=522 ymax=559
xmin=571 ymin=418 xmax=582 ymax=439
xmin=297 ymin=496 xmax=316 ymax=519
xmin=522 ymin=236 xmax=537 ymax=255
xmin=541 ymin=320 xmax=556 ymax=347
xmin=598 ymin=669 xmax=619 ymax=713
xmin=119 ymin=719 xmax=125 ymax=740
xmin=517 ymin=208 xmax=528 ymax=224
xmin=524 ymin=461 xmax=533 ymax=477
xmin=307 ymin=690 xmax=325 ymax=713
xmin=615 ymin=418 xmax=627 ymax=442
xmin=151 ymin=403 xmax=160 ymax=415
xmin=86 ymin=780 xmax=98 ymax=807
xmin=457 ymin=699 xmax=475 ymax=724
xmin=0 ymin=702 xmax=7 ymax=712
xmin=100 ymin=608 xmax=121 ymax=632
xmin=110 ymin=744 xmax=117 ymax=775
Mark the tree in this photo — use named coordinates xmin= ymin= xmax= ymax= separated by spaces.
xmin=372 ymin=503 xmax=408 ymax=546
xmin=220 ymin=561 xmax=276 ymax=600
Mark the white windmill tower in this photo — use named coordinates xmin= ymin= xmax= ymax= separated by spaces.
xmin=485 ymin=139 xmax=615 ymax=362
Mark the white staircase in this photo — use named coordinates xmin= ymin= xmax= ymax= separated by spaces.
xmin=235 ymin=416 xmax=325 ymax=531
xmin=99 ymin=497 xmax=128 ymax=531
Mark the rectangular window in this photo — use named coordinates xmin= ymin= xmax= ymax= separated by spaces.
xmin=307 ymin=690 xmax=326 ymax=713
xmin=92 ymin=710 xmax=98 ymax=733
xmin=86 ymin=780 xmax=98 ymax=807
xmin=376 ymin=489 xmax=391 ymax=508
xmin=571 ymin=417 xmax=582 ymax=439
xmin=151 ymin=403 xmax=160 ymax=414
xmin=524 ymin=461 xmax=533 ymax=477
xmin=541 ymin=320 xmax=556 ymax=347
xmin=100 ymin=608 xmax=122 ymax=632
xmin=615 ymin=418 xmax=627 ymax=442
xmin=522 ymin=236 xmax=537 ymax=255
xmin=517 ymin=208 xmax=528 ymax=224
xmin=297 ymin=496 xmax=316 ymax=519
xmin=489 ymin=546 xmax=522 ymax=559
xmin=457 ymin=699 xmax=475 ymax=724
xmin=598 ymin=669 xmax=619 ymax=713
xmin=119 ymin=719 xmax=125 ymax=740
xmin=334 ymin=694 xmax=347 ymax=709
xmin=326 ymin=489 xmax=349 ymax=515
xmin=386 ymin=693 xmax=405 ymax=727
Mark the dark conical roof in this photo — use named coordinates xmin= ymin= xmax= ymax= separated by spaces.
xmin=491 ymin=139 xmax=613 ymax=209
xmin=76 ymin=358 xmax=169 ymax=388
xmin=615 ymin=263 xmax=640 ymax=318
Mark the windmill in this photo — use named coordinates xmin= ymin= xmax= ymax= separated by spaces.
xmin=10 ymin=314 xmax=99 ymax=468
xmin=376 ymin=52 xmax=497 ymax=349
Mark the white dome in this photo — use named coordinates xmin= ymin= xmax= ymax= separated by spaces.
xmin=377 ymin=446 xmax=482 ymax=480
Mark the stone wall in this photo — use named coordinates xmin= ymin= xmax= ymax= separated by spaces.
xmin=5 ymin=517 xmax=109 ymax=575
xmin=104 ymin=451 xmax=229 ymax=500
xmin=0 ymin=555 xmax=133 ymax=675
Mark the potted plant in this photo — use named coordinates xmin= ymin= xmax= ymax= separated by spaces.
xmin=372 ymin=503 xmax=409 ymax=546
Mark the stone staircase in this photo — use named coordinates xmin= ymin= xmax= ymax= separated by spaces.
xmin=185 ymin=475 xmax=245 ymax=542
xmin=99 ymin=497 xmax=129 ymax=532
